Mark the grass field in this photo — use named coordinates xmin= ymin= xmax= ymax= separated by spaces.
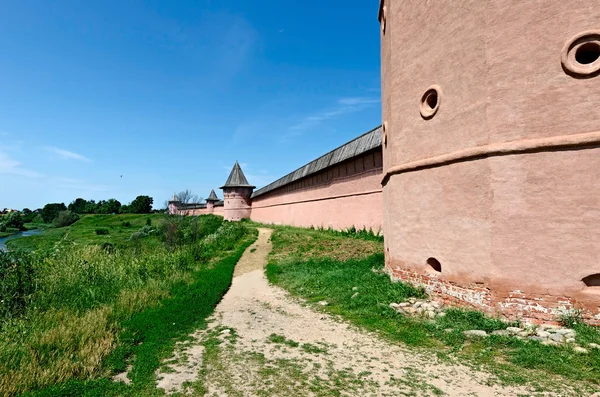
xmin=0 ymin=214 xmax=257 ymax=396
xmin=265 ymin=225 xmax=600 ymax=393
xmin=6 ymin=213 xmax=165 ymax=251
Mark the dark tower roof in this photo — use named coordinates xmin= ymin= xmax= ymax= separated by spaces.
xmin=220 ymin=161 xmax=256 ymax=189
xmin=206 ymin=189 xmax=219 ymax=202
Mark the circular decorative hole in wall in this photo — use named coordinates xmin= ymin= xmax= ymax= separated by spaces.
xmin=582 ymin=273 xmax=600 ymax=287
xmin=420 ymin=85 xmax=441 ymax=119
xmin=426 ymin=257 xmax=442 ymax=273
xmin=561 ymin=31 xmax=600 ymax=78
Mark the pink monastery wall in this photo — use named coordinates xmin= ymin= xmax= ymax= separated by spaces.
xmin=250 ymin=149 xmax=383 ymax=231
xmin=380 ymin=0 xmax=600 ymax=324
xmin=178 ymin=206 xmax=224 ymax=217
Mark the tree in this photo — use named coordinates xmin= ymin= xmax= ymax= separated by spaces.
xmin=98 ymin=199 xmax=121 ymax=214
xmin=5 ymin=212 xmax=25 ymax=230
xmin=84 ymin=200 xmax=98 ymax=214
xmin=53 ymin=211 xmax=80 ymax=228
xmin=176 ymin=189 xmax=201 ymax=205
xmin=68 ymin=198 xmax=88 ymax=214
xmin=41 ymin=203 xmax=67 ymax=223
xmin=129 ymin=195 xmax=153 ymax=214
xmin=21 ymin=208 xmax=36 ymax=223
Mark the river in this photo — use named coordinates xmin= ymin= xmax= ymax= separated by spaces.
xmin=0 ymin=229 xmax=43 ymax=251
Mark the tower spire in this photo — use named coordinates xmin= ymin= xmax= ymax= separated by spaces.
xmin=220 ymin=161 xmax=256 ymax=189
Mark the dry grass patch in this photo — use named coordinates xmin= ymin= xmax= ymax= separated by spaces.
xmin=269 ymin=226 xmax=382 ymax=263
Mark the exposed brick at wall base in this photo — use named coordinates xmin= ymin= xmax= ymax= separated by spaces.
xmin=386 ymin=264 xmax=600 ymax=326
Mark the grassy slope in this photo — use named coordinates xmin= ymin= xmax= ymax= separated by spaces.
xmin=7 ymin=214 xmax=165 ymax=251
xmin=265 ymin=225 xmax=600 ymax=393
xmin=0 ymin=214 xmax=257 ymax=396
xmin=26 ymin=231 xmax=257 ymax=396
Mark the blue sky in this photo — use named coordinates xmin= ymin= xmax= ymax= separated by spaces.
xmin=0 ymin=0 xmax=381 ymax=210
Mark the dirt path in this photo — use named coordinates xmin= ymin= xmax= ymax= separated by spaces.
xmin=157 ymin=228 xmax=561 ymax=396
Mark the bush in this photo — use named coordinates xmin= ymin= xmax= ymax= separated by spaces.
xmin=0 ymin=251 xmax=36 ymax=319
xmin=95 ymin=228 xmax=109 ymax=235
xmin=159 ymin=214 xmax=223 ymax=248
xmin=31 ymin=214 xmax=44 ymax=224
xmin=41 ymin=203 xmax=67 ymax=223
xmin=121 ymin=221 xmax=131 ymax=228
xmin=146 ymin=218 xmax=152 ymax=227
xmin=558 ymin=309 xmax=584 ymax=328
xmin=5 ymin=212 xmax=25 ymax=231
xmin=52 ymin=211 xmax=80 ymax=228
xmin=130 ymin=232 xmax=145 ymax=241
xmin=101 ymin=242 xmax=116 ymax=253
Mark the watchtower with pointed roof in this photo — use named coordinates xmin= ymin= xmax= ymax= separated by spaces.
xmin=220 ymin=161 xmax=255 ymax=221
xmin=168 ymin=193 xmax=180 ymax=215
xmin=205 ymin=189 xmax=220 ymax=214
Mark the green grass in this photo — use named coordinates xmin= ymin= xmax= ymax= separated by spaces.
xmin=265 ymin=225 xmax=600 ymax=392
xmin=0 ymin=214 xmax=257 ymax=395
xmin=268 ymin=333 xmax=300 ymax=348
xmin=6 ymin=214 xmax=165 ymax=251
xmin=27 ymin=231 xmax=257 ymax=396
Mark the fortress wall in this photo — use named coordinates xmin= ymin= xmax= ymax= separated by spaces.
xmin=173 ymin=206 xmax=224 ymax=217
xmin=250 ymin=149 xmax=383 ymax=231
xmin=381 ymin=0 xmax=600 ymax=324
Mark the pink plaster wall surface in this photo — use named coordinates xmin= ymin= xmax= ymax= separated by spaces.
xmin=251 ymin=150 xmax=383 ymax=231
xmin=380 ymin=0 xmax=600 ymax=323
xmin=223 ymin=187 xmax=253 ymax=221
xmin=169 ymin=206 xmax=224 ymax=217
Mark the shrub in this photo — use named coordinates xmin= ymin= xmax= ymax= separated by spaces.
xmin=558 ymin=309 xmax=584 ymax=328
xmin=0 ymin=250 xmax=36 ymax=319
xmin=95 ymin=228 xmax=109 ymax=235
xmin=52 ymin=211 xmax=80 ymax=228
xmin=122 ymin=221 xmax=131 ymax=227
xmin=41 ymin=203 xmax=67 ymax=223
xmin=101 ymin=242 xmax=116 ymax=253
xmin=159 ymin=214 xmax=223 ymax=248
xmin=146 ymin=218 xmax=152 ymax=226
xmin=130 ymin=232 xmax=145 ymax=241
xmin=5 ymin=212 xmax=25 ymax=231
xmin=30 ymin=214 xmax=44 ymax=224
xmin=139 ymin=225 xmax=155 ymax=236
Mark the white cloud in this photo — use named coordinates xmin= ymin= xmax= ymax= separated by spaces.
xmin=284 ymin=96 xmax=380 ymax=140
xmin=46 ymin=147 xmax=92 ymax=162
xmin=0 ymin=148 xmax=43 ymax=178
xmin=337 ymin=97 xmax=380 ymax=106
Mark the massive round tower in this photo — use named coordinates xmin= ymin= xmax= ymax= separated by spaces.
xmin=379 ymin=0 xmax=600 ymax=323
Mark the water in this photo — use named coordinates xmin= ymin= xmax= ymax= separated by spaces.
xmin=0 ymin=229 xmax=43 ymax=251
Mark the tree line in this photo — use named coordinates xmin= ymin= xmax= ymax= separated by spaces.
xmin=42 ymin=195 xmax=155 ymax=223
xmin=1 ymin=196 xmax=158 ymax=233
